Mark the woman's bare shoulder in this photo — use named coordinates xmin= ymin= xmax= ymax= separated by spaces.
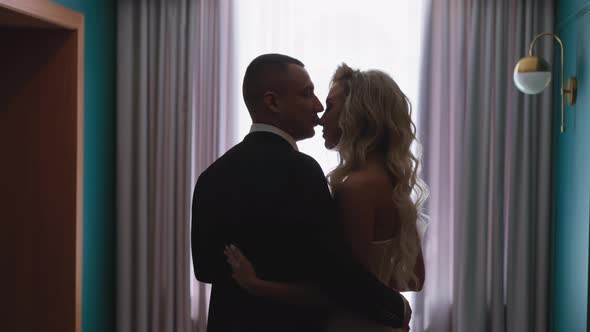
xmin=338 ymin=170 xmax=390 ymax=198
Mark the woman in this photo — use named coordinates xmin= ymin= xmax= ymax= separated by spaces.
xmin=224 ymin=63 xmax=428 ymax=331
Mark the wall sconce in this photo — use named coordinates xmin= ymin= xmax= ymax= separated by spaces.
xmin=513 ymin=32 xmax=577 ymax=133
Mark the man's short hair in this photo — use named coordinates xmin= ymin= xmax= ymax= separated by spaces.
xmin=242 ymin=53 xmax=304 ymax=112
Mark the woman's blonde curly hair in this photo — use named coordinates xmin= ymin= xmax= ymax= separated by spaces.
xmin=327 ymin=63 xmax=429 ymax=289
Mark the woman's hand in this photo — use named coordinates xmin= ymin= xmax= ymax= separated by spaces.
xmin=224 ymin=244 xmax=259 ymax=294
xmin=224 ymin=244 xmax=331 ymax=307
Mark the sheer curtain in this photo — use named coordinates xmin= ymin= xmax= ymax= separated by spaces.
xmin=117 ymin=1 xmax=198 ymax=331
xmin=190 ymin=0 xmax=236 ymax=331
xmin=413 ymin=0 xmax=554 ymax=331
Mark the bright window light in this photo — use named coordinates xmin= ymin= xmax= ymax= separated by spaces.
xmin=234 ymin=0 xmax=425 ymax=174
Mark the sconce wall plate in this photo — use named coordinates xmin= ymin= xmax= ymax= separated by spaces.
xmin=567 ymin=77 xmax=577 ymax=105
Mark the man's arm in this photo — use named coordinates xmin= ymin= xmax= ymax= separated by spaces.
xmin=296 ymin=156 xmax=407 ymax=328
xmin=191 ymin=173 xmax=227 ymax=283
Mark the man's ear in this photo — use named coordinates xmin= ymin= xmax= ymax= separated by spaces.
xmin=263 ymin=91 xmax=280 ymax=114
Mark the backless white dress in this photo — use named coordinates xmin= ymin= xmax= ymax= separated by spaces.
xmin=324 ymin=238 xmax=404 ymax=332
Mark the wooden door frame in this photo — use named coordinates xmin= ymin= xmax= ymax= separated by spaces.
xmin=0 ymin=1 xmax=84 ymax=331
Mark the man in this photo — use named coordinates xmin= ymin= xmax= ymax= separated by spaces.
xmin=192 ymin=53 xmax=409 ymax=332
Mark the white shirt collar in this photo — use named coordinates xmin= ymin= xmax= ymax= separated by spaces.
xmin=249 ymin=123 xmax=299 ymax=151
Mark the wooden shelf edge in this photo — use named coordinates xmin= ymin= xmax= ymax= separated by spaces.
xmin=0 ymin=0 xmax=83 ymax=29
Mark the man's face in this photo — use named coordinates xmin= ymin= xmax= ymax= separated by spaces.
xmin=276 ymin=64 xmax=324 ymax=141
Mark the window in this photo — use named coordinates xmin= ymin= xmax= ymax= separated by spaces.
xmin=234 ymin=0 xmax=425 ymax=173
xmin=192 ymin=1 xmax=426 ymax=325
xmin=234 ymin=0 xmax=426 ymax=308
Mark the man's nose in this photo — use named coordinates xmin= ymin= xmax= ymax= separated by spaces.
xmin=314 ymin=96 xmax=324 ymax=112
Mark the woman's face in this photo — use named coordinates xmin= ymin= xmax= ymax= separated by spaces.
xmin=319 ymin=81 xmax=346 ymax=149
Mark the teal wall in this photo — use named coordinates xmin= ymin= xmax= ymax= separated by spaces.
xmin=553 ymin=0 xmax=590 ymax=331
xmin=50 ymin=1 xmax=116 ymax=332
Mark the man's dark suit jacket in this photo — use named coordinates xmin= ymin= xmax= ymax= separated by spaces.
xmin=192 ymin=131 xmax=405 ymax=332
